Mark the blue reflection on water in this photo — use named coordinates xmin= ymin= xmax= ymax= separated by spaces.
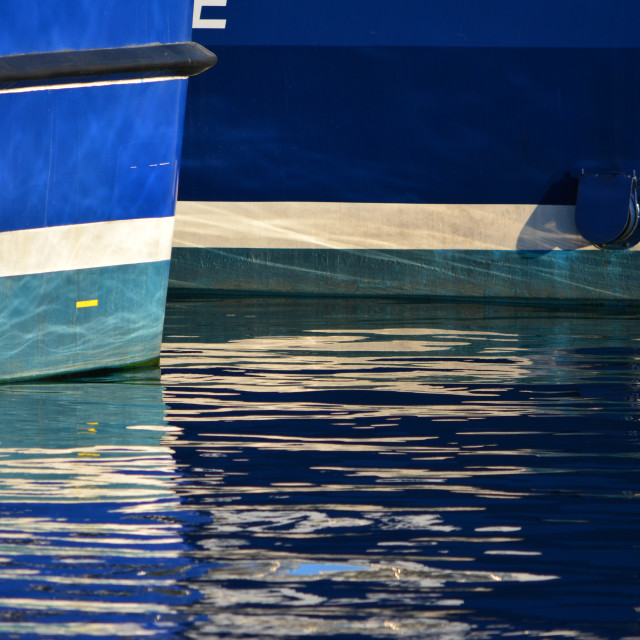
xmin=162 ymin=297 xmax=640 ymax=640
xmin=2 ymin=297 xmax=640 ymax=638
xmin=0 ymin=370 xmax=207 ymax=638
xmin=288 ymin=563 xmax=372 ymax=577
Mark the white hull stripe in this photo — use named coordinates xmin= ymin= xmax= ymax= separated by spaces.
xmin=0 ymin=76 xmax=184 ymax=96
xmin=0 ymin=217 xmax=174 ymax=278
xmin=174 ymin=201 xmax=600 ymax=251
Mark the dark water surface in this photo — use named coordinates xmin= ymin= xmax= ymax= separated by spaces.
xmin=1 ymin=297 xmax=640 ymax=639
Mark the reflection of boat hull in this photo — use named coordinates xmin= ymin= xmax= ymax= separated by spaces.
xmin=174 ymin=0 xmax=640 ymax=301
xmin=0 ymin=2 xmax=214 ymax=380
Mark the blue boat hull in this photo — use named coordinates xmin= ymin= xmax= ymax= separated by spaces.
xmin=0 ymin=262 xmax=169 ymax=381
xmin=0 ymin=0 xmax=213 ymax=381
xmin=168 ymin=249 xmax=639 ymax=301
xmin=174 ymin=0 xmax=640 ymax=300
xmin=180 ymin=45 xmax=640 ymax=206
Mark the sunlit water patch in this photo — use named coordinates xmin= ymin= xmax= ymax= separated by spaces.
xmin=3 ymin=297 xmax=640 ymax=639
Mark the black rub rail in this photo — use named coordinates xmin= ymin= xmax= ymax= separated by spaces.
xmin=0 ymin=42 xmax=217 ymax=88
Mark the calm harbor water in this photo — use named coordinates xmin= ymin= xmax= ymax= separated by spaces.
xmin=1 ymin=295 xmax=640 ymax=639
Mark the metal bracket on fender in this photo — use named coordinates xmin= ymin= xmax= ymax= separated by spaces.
xmin=575 ymin=170 xmax=640 ymax=249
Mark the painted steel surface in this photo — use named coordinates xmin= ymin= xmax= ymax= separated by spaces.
xmin=0 ymin=262 xmax=170 ymax=381
xmin=190 ymin=0 xmax=640 ymax=48
xmin=169 ymin=249 xmax=640 ymax=301
xmin=180 ymin=45 xmax=640 ymax=206
xmin=0 ymin=1 xmax=191 ymax=56
xmin=0 ymin=0 xmax=196 ymax=380
xmin=0 ymin=79 xmax=186 ymax=231
xmin=173 ymin=0 xmax=640 ymax=298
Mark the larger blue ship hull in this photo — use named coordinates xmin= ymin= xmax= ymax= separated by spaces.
xmin=173 ymin=0 xmax=640 ymax=300
xmin=0 ymin=1 xmax=214 ymax=381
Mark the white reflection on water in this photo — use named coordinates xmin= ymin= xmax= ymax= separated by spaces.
xmin=162 ymin=317 xmax=627 ymax=421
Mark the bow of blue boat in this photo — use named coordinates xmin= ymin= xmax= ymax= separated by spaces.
xmin=0 ymin=0 xmax=215 ymax=381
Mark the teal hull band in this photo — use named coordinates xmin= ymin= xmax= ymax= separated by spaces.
xmin=169 ymin=248 xmax=640 ymax=301
xmin=0 ymin=261 xmax=169 ymax=382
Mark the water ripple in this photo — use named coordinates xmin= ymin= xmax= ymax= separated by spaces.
xmin=1 ymin=297 xmax=640 ymax=638
xmin=159 ymin=298 xmax=640 ymax=639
